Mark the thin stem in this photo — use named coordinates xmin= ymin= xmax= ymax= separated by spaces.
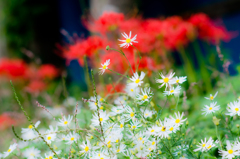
xmin=10 ymin=81 xmax=60 ymax=159
xmin=131 ymin=45 xmax=142 ymax=72
xmin=163 ymin=140 xmax=174 ymax=159
xmin=84 ymin=56 xmax=92 ymax=96
xmin=91 ymin=70 xmax=104 ymax=140
xmin=108 ymin=69 xmax=129 ymax=78
xmin=176 ymin=95 xmax=179 ymax=110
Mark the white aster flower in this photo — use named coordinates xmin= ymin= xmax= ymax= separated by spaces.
xmin=141 ymin=109 xmax=154 ymax=118
xmin=3 ymin=143 xmax=17 ymax=158
xmin=205 ymin=91 xmax=218 ymax=100
xmin=136 ymin=87 xmax=153 ymax=104
xmin=156 ymin=72 xmax=175 ymax=89
xmin=170 ymin=112 xmax=187 ymax=127
xmin=170 ymin=76 xmax=187 ymax=85
xmin=219 ymin=140 xmax=240 ymax=159
xmin=91 ymin=111 xmax=109 ymax=126
xmin=88 ymin=96 xmax=103 ymax=111
xmin=124 ymin=85 xmax=140 ymax=97
xmin=202 ymin=102 xmax=220 ymax=116
xmin=45 ymin=133 xmax=57 ymax=144
xmin=21 ymin=121 xmax=41 ymax=133
xmin=58 ymin=115 xmax=73 ymax=127
xmin=163 ymin=85 xmax=181 ymax=96
xmin=129 ymin=72 xmax=145 ymax=87
xmin=226 ymin=100 xmax=240 ymax=116
xmin=130 ymin=120 xmax=142 ymax=130
xmin=114 ymin=96 xmax=127 ymax=106
xmin=110 ymin=106 xmax=125 ymax=116
xmin=65 ymin=132 xmax=80 ymax=145
xmin=146 ymin=125 xmax=160 ymax=136
xmin=79 ymin=139 xmax=92 ymax=157
xmin=124 ymin=106 xmax=136 ymax=121
xmin=22 ymin=147 xmax=41 ymax=159
xmin=194 ymin=137 xmax=215 ymax=152
xmin=157 ymin=118 xmax=171 ymax=138
xmin=99 ymin=59 xmax=110 ymax=75
xmin=118 ymin=31 xmax=137 ymax=48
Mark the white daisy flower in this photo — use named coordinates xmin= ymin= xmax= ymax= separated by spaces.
xmin=136 ymin=87 xmax=153 ymax=104
xmin=79 ymin=139 xmax=92 ymax=157
xmin=205 ymin=91 xmax=218 ymax=100
xmin=170 ymin=112 xmax=187 ymax=127
xmin=194 ymin=137 xmax=215 ymax=152
xmin=219 ymin=140 xmax=240 ymax=159
xmin=58 ymin=115 xmax=73 ymax=127
xmin=88 ymin=96 xmax=103 ymax=111
xmin=202 ymin=102 xmax=220 ymax=116
xmin=99 ymin=59 xmax=110 ymax=75
xmin=146 ymin=125 xmax=160 ymax=136
xmin=45 ymin=133 xmax=57 ymax=144
xmin=91 ymin=111 xmax=109 ymax=126
xmin=110 ymin=106 xmax=125 ymax=116
xmin=114 ymin=144 xmax=127 ymax=154
xmin=157 ymin=118 xmax=171 ymax=138
xmin=130 ymin=120 xmax=142 ymax=130
xmin=124 ymin=106 xmax=136 ymax=121
xmin=21 ymin=121 xmax=41 ymax=133
xmin=156 ymin=72 xmax=175 ymax=89
xmin=3 ymin=143 xmax=17 ymax=158
xmin=114 ymin=96 xmax=127 ymax=106
xmin=65 ymin=132 xmax=80 ymax=145
xmin=118 ymin=31 xmax=137 ymax=48
xmin=170 ymin=76 xmax=187 ymax=85
xmin=141 ymin=109 xmax=154 ymax=118
xmin=163 ymin=85 xmax=181 ymax=96
xmin=226 ymin=100 xmax=240 ymax=116
xmin=124 ymin=85 xmax=140 ymax=97
xmin=22 ymin=147 xmax=41 ymax=159
xmin=129 ymin=72 xmax=145 ymax=87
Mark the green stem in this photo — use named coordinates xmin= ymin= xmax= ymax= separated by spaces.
xmin=84 ymin=56 xmax=92 ymax=97
xmin=131 ymin=45 xmax=142 ymax=72
xmin=108 ymin=69 xmax=129 ymax=78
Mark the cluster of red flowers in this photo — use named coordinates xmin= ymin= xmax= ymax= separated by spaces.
xmin=0 ymin=58 xmax=59 ymax=93
xmin=62 ymin=12 xmax=232 ymax=75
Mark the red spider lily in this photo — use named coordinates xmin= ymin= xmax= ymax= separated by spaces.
xmin=0 ymin=113 xmax=20 ymax=130
xmin=63 ymin=36 xmax=107 ymax=66
xmin=25 ymin=80 xmax=46 ymax=93
xmin=0 ymin=58 xmax=28 ymax=79
xmin=87 ymin=12 xmax=124 ymax=35
xmin=188 ymin=13 xmax=232 ymax=44
xmin=37 ymin=64 xmax=58 ymax=80
xmin=106 ymin=83 xmax=125 ymax=94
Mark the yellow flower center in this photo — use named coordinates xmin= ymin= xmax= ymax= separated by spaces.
xmin=62 ymin=138 xmax=65 ymax=140
xmin=94 ymin=102 xmax=97 ymax=105
xmin=161 ymin=126 xmax=166 ymax=131
xmin=102 ymin=65 xmax=107 ymax=69
xmin=120 ymin=124 xmax=123 ymax=128
xmin=149 ymin=148 xmax=152 ymax=151
xmin=130 ymin=89 xmax=134 ymax=92
xmin=169 ymin=127 xmax=174 ymax=131
xmin=47 ymin=136 xmax=51 ymax=140
xmin=151 ymin=129 xmax=154 ymax=133
xmin=100 ymin=118 xmax=103 ymax=122
xmin=207 ymin=145 xmax=211 ymax=149
xmin=142 ymin=95 xmax=148 ymax=100
xmin=64 ymin=121 xmax=68 ymax=125
xmin=138 ymin=137 xmax=143 ymax=140
xmin=175 ymin=119 xmax=180 ymax=123
xmin=170 ymin=90 xmax=174 ymax=93
xmin=107 ymin=144 xmax=111 ymax=148
xmin=210 ymin=96 xmax=214 ymax=100
xmin=7 ymin=149 xmax=11 ymax=152
xmin=228 ymin=149 xmax=233 ymax=154
xmin=235 ymin=108 xmax=239 ymax=111
xmin=130 ymin=112 xmax=134 ymax=117
xmin=135 ymin=79 xmax=140 ymax=84
xmin=209 ymin=107 xmax=213 ymax=110
xmin=145 ymin=113 xmax=149 ymax=116
xmin=202 ymin=144 xmax=206 ymax=147
xmin=117 ymin=110 xmax=120 ymax=112
xmin=100 ymin=158 xmax=104 ymax=159
xmin=100 ymin=98 xmax=103 ymax=102
xmin=176 ymin=79 xmax=180 ymax=83
xmin=126 ymin=38 xmax=131 ymax=43
xmin=132 ymin=126 xmax=136 ymax=129
xmin=49 ymin=157 xmax=53 ymax=159
xmin=117 ymin=149 xmax=120 ymax=153
xmin=116 ymin=139 xmax=119 ymax=143
xmin=84 ymin=146 xmax=89 ymax=152
xmin=152 ymin=141 xmax=155 ymax=145
xmin=28 ymin=125 xmax=33 ymax=129
xmin=70 ymin=137 xmax=75 ymax=141
xmin=100 ymin=106 xmax=103 ymax=110
xmin=163 ymin=77 xmax=169 ymax=83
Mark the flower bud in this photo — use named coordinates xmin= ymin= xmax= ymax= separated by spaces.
xmin=106 ymin=45 xmax=110 ymax=50
xmin=236 ymin=124 xmax=240 ymax=128
xmin=212 ymin=116 xmax=220 ymax=126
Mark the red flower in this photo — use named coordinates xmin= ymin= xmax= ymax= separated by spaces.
xmin=25 ymin=80 xmax=46 ymax=93
xmin=0 ymin=58 xmax=27 ymax=79
xmin=37 ymin=64 xmax=58 ymax=80
xmin=87 ymin=12 xmax=124 ymax=34
xmin=106 ymin=83 xmax=125 ymax=94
